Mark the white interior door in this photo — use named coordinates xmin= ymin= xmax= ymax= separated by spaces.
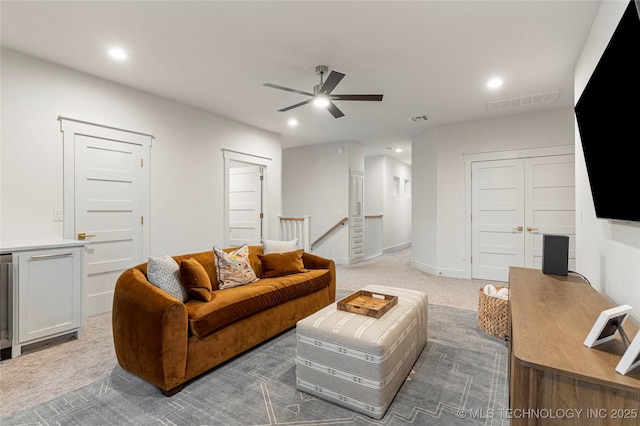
xmin=472 ymin=155 xmax=575 ymax=281
xmin=471 ymin=159 xmax=525 ymax=281
xmin=228 ymin=163 xmax=263 ymax=246
xmin=524 ymin=155 xmax=576 ymax=270
xmin=75 ymin=136 xmax=144 ymax=316
xmin=61 ymin=118 xmax=151 ymax=317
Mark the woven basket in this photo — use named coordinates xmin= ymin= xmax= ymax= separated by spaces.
xmin=477 ymin=286 xmax=509 ymax=339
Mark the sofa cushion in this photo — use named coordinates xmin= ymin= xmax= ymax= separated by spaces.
xmin=258 ymin=249 xmax=308 ymax=278
xmin=213 ymin=244 xmax=259 ymax=289
xmin=172 ymin=246 xmax=263 ymax=291
xmin=179 ymin=258 xmax=213 ymax=302
xmin=263 ymin=238 xmax=298 ymax=254
xmin=173 ymin=251 xmax=218 ymax=290
xmin=185 ymin=269 xmax=331 ymax=338
xmin=147 ymin=256 xmax=190 ymax=302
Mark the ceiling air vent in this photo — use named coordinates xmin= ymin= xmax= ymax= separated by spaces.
xmin=487 ymin=90 xmax=562 ymax=111
xmin=409 ymin=115 xmax=429 ymax=122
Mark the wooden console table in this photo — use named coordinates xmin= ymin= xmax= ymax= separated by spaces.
xmin=509 ymin=267 xmax=640 ymax=426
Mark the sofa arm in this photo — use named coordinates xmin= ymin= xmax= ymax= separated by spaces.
xmin=302 ymin=252 xmax=336 ymax=302
xmin=112 ymin=267 xmax=188 ymax=393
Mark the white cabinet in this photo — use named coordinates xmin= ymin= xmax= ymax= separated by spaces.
xmin=350 ymin=170 xmax=365 ymax=263
xmin=0 ymin=240 xmax=85 ymax=357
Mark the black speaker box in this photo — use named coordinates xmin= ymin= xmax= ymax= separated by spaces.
xmin=542 ymin=234 xmax=569 ymax=276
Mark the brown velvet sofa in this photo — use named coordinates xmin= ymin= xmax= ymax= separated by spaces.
xmin=112 ymin=246 xmax=336 ymax=396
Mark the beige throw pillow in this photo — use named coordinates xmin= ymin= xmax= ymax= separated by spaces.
xmin=262 ymin=238 xmax=298 ymax=254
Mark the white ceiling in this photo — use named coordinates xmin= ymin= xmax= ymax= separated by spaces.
xmin=0 ymin=0 xmax=601 ymax=165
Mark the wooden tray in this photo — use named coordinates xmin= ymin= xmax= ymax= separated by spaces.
xmin=337 ymin=290 xmax=398 ymax=319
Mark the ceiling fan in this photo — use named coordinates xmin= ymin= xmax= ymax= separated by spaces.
xmin=263 ymin=65 xmax=383 ymax=118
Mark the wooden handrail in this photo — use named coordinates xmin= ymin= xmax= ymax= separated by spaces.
xmin=365 ymin=214 xmax=383 ymax=219
xmin=278 ymin=217 xmax=306 ymax=221
xmin=311 ymin=217 xmax=349 ymax=251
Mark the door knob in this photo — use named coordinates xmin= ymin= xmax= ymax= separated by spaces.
xmin=512 ymin=226 xmax=523 ymax=232
xmin=526 ymin=227 xmax=538 ymax=232
xmin=77 ymin=232 xmax=96 ymax=240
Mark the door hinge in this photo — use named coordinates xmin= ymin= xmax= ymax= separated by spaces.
xmin=141 ymin=159 xmax=144 ymax=167
xmin=259 ymin=213 xmax=264 ymax=219
xmin=141 ymin=216 xmax=144 ymax=225
xmin=260 ymin=175 xmax=264 ymax=181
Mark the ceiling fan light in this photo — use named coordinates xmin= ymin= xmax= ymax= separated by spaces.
xmin=313 ymin=95 xmax=330 ymax=108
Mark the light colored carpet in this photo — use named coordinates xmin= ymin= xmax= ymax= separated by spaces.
xmin=335 ymin=248 xmax=487 ymax=312
xmin=0 ymin=248 xmax=491 ymax=418
xmin=2 ymin=303 xmax=508 ymax=425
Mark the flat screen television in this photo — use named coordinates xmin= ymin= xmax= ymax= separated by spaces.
xmin=574 ymin=0 xmax=640 ymax=222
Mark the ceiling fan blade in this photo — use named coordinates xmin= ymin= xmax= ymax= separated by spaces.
xmin=319 ymin=71 xmax=345 ymax=95
xmin=278 ymin=99 xmax=312 ymax=112
xmin=326 ymin=102 xmax=345 ymax=118
xmin=330 ymin=94 xmax=384 ymax=101
xmin=264 ymin=83 xmax=314 ymax=97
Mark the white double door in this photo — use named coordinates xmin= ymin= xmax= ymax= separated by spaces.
xmin=471 ymin=155 xmax=575 ymax=282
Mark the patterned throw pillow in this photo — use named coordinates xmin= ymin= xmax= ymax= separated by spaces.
xmin=262 ymin=238 xmax=298 ymax=254
xmin=213 ymin=244 xmax=259 ymax=289
xmin=147 ymin=255 xmax=190 ymax=302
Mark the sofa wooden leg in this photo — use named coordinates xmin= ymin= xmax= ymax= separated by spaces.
xmin=161 ymin=384 xmax=183 ymax=397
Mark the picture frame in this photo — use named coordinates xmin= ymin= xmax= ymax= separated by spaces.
xmin=583 ymin=304 xmax=633 ymax=348
xmin=616 ymin=331 xmax=640 ymax=375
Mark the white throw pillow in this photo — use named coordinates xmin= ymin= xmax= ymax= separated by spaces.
xmin=262 ymin=238 xmax=299 ymax=254
xmin=147 ymin=255 xmax=190 ymax=302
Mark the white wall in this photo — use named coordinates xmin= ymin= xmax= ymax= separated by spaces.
xmin=364 ymin=156 xmax=384 ymax=215
xmin=412 ymin=108 xmax=575 ymax=277
xmin=364 ymin=155 xmax=411 ymax=252
xmin=282 ymin=141 xmax=353 ymax=263
xmin=411 ymin=139 xmax=438 ymax=274
xmin=574 ymin=1 xmax=640 ymax=321
xmin=0 ymin=48 xmax=282 ymax=256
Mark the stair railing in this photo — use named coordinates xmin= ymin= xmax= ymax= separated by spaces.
xmin=310 ymin=217 xmax=349 ymax=251
xmin=277 ymin=216 xmax=311 ymax=252
xmin=364 ymin=215 xmax=383 ymax=259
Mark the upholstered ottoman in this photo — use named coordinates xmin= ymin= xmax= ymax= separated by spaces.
xmin=295 ymin=285 xmax=428 ymax=419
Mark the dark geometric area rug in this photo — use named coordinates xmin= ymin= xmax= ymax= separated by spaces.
xmin=1 ymin=304 xmax=508 ymax=425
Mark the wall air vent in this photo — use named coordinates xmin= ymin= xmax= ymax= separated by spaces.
xmin=409 ymin=115 xmax=429 ymax=122
xmin=487 ymin=90 xmax=562 ymax=111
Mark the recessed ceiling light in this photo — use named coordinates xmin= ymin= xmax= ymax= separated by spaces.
xmin=108 ymin=48 xmax=128 ymax=61
xmin=487 ymin=77 xmax=503 ymax=89
xmin=288 ymin=118 xmax=298 ymax=127
xmin=396 ymin=148 xmax=403 ymax=153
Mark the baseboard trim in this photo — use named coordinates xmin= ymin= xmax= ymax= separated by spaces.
xmin=410 ymin=260 xmax=437 ymax=275
xmin=410 ymin=260 xmax=468 ymax=279
xmin=334 ymin=257 xmax=351 ymax=266
xmin=383 ymin=241 xmax=412 ymax=253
